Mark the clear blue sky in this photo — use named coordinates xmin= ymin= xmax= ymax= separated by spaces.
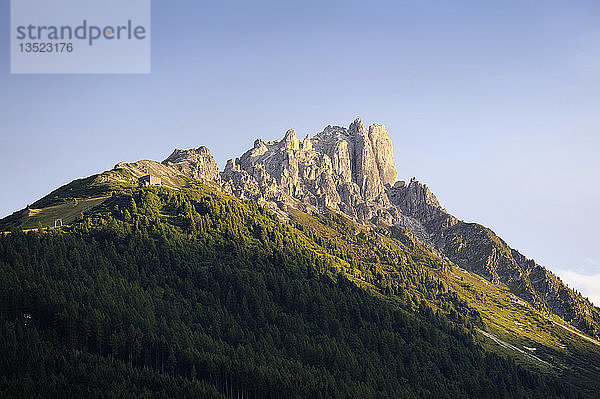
xmin=1 ymin=0 xmax=599 ymax=303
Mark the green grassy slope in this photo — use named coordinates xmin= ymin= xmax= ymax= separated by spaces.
xmin=289 ymin=206 xmax=600 ymax=376
xmin=0 ymin=168 xmax=136 ymax=232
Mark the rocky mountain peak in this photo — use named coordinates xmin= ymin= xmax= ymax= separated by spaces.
xmin=282 ymin=129 xmax=300 ymax=151
xmin=389 ymin=178 xmax=448 ymax=224
xmin=163 ymin=146 xmax=211 ymax=163
xmin=407 ymin=178 xmax=442 ymax=209
xmin=162 ymin=146 xmax=220 ymax=181
xmin=19 ymin=117 xmax=600 ymax=339
xmin=216 ymin=119 xmax=406 ymax=225
xmin=368 ymin=124 xmax=398 ymax=186
xmin=349 ymin=117 xmax=367 ymax=135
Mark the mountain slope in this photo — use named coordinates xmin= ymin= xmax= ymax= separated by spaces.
xmin=217 ymin=118 xmax=600 ymax=339
xmin=1 ymin=118 xmax=599 ymax=396
xmin=388 ymin=178 xmax=600 ymax=337
xmin=0 ymin=184 xmax=592 ymax=398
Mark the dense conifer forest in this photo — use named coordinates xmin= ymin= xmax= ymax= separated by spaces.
xmin=0 ymin=186 xmax=594 ymax=397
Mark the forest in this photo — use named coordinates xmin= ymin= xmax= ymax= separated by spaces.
xmin=0 ymin=185 xmax=592 ymax=398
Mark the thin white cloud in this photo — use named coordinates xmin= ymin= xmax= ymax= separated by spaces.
xmin=555 ymin=270 xmax=600 ymax=308
xmin=584 ymin=257 xmax=600 ymax=267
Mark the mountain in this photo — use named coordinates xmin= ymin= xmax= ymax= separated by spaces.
xmin=388 ymin=179 xmax=600 ymax=337
xmin=106 ymin=117 xmax=600 ymax=339
xmin=221 ymin=119 xmax=400 ymax=224
xmin=3 ymin=184 xmax=589 ymax=398
xmin=1 ymin=118 xmax=600 ymax=397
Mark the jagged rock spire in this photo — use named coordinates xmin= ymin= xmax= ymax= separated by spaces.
xmin=282 ymin=129 xmax=300 ymax=151
xmin=368 ymin=124 xmax=398 ymax=186
xmin=352 ymin=119 xmax=382 ymax=200
xmin=349 ymin=117 xmax=366 ymax=134
xmin=152 ymin=119 xmax=401 ymax=225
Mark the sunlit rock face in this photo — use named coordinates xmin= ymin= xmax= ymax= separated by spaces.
xmin=163 ymin=146 xmax=220 ymax=182
xmin=219 ymin=118 xmax=401 ymax=225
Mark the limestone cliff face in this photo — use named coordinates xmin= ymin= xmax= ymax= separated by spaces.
xmin=350 ymin=118 xmax=383 ymax=200
xmin=163 ymin=146 xmax=220 ymax=182
xmin=220 ymin=118 xmax=401 ymax=225
xmin=114 ymin=118 xmax=600 ymax=339
xmin=368 ymin=124 xmax=398 ymax=186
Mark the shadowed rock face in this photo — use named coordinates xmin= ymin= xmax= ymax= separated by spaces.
xmin=115 ymin=118 xmax=600 ymax=338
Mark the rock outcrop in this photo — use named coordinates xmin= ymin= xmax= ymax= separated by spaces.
xmin=368 ymin=123 xmax=398 ymax=186
xmin=220 ymin=118 xmax=401 ymax=225
xmin=163 ymin=146 xmax=220 ymax=182
xmin=113 ymin=159 xmax=189 ymax=188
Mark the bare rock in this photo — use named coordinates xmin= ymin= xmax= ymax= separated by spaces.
xmin=368 ymin=124 xmax=398 ymax=186
xmin=163 ymin=146 xmax=220 ymax=182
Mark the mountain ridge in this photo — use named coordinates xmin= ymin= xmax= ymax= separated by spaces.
xmin=2 ymin=119 xmax=600 ymax=396
xmin=1 ymin=118 xmax=599 ymax=341
xmin=4 ymin=181 xmax=593 ymax=397
xmin=113 ymin=118 xmax=600 ymax=339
